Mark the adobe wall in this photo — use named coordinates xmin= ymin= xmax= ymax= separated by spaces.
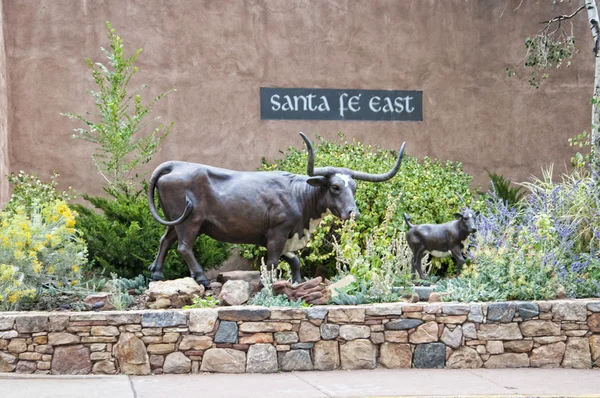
xmin=0 ymin=300 xmax=599 ymax=374
xmin=0 ymin=0 xmax=8 ymax=205
xmin=1 ymin=0 xmax=595 ymax=204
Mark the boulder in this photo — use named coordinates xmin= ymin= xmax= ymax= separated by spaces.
xmin=246 ymin=344 xmax=278 ymax=373
xmin=280 ymin=349 xmax=314 ymax=371
xmin=217 ymin=271 xmax=261 ymax=293
xmin=51 ymin=345 xmax=91 ymax=375
xmin=201 ymin=348 xmax=246 ymax=373
xmin=327 ymin=275 xmax=356 ymax=298
xmin=447 ymin=346 xmax=483 ymax=369
xmin=146 ymin=277 xmax=205 ymax=308
xmin=219 ymin=280 xmax=250 ymax=306
xmin=313 ymin=341 xmax=340 ymax=370
xmin=340 ymin=339 xmax=376 ymax=370
xmin=114 ymin=333 xmax=151 ymax=375
xmin=163 ymin=352 xmax=191 ymax=374
xmin=413 ymin=343 xmax=446 ymax=368
xmin=379 ymin=343 xmax=412 ymax=369
xmin=562 ymin=337 xmax=592 ymax=369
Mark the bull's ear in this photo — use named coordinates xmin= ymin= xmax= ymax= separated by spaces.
xmin=454 ymin=212 xmax=463 ymax=220
xmin=307 ymin=176 xmax=327 ymax=187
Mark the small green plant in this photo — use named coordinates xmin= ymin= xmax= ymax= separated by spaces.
xmin=483 ymin=169 xmax=525 ymax=208
xmin=183 ymin=295 xmax=219 ymax=309
xmin=104 ymin=273 xmax=147 ymax=310
xmin=62 ymin=21 xmax=173 ymax=196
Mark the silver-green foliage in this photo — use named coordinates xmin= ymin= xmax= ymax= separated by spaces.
xmin=62 ymin=21 xmax=174 ymax=196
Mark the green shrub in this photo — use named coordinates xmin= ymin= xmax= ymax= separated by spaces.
xmin=242 ymin=133 xmax=474 ymax=278
xmin=183 ymin=295 xmax=219 ymax=309
xmin=73 ymin=190 xmax=231 ymax=279
xmin=3 ymin=171 xmax=75 ymax=215
xmin=481 ymin=169 xmax=524 ymax=208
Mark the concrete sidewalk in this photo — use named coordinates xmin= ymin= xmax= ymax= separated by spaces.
xmin=1 ymin=368 xmax=599 ymax=398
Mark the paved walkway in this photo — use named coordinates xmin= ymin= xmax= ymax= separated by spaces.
xmin=1 ymin=368 xmax=599 ymax=398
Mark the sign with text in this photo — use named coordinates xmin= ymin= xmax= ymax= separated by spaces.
xmin=260 ymin=87 xmax=422 ymax=121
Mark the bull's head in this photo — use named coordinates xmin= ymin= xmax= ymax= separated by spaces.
xmin=299 ymin=132 xmax=406 ymax=221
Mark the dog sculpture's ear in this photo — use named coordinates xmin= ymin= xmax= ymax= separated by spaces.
xmin=454 ymin=213 xmax=463 ymax=220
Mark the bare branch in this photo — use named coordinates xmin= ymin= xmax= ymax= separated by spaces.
xmin=540 ymin=5 xmax=586 ymax=24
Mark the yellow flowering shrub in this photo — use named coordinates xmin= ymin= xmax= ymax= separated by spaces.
xmin=0 ymin=200 xmax=87 ymax=310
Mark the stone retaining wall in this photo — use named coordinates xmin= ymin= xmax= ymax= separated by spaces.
xmin=1 ymin=300 xmax=599 ymax=374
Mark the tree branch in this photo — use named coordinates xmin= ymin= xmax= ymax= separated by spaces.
xmin=540 ymin=5 xmax=586 ymax=24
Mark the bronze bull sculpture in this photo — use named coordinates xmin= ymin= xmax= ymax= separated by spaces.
xmin=148 ymin=133 xmax=406 ymax=287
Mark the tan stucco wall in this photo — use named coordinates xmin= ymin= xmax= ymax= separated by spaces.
xmin=0 ymin=0 xmax=8 ymax=205
xmin=3 ymin=0 xmax=595 ymax=201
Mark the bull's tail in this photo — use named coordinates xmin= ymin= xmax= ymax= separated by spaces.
xmin=148 ymin=162 xmax=193 ymax=226
xmin=403 ymin=213 xmax=414 ymax=229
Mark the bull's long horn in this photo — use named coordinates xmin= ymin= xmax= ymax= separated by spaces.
xmin=299 ymin=132 xmax=315 ymax=176
xmin=351 ymin=142 xmax=406 ymax=182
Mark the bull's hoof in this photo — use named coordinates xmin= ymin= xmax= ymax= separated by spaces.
xmin=151 ymin=272 xmax=165 ymax=281
xmin=194 ymin=276 xmax=210 ymax=289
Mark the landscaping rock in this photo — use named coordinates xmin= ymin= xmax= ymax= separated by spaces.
xmin=590 ymin=335 xmax=600 ymax=363
xmin=269 ymin=308 xmax=306 ymax=320
xmin=520 ymin=320 xmax=560 ymax=337
xmin=188 ymin=309 xmax=218 ymax=333
xmin=409 ymin=321 xmax=439 ymax=344
xmin=384 ymin=330 xmax=408 ymax=343
xmin=365 ymin=304 xmax=403 ymax=316
xmin=318 ymin=324 xmax=338 ymax=341
xmin=239 ymin=322 xmax=292 ymax=333
xmin=179 ymin=335 xmax=212 ymax=350
xmin=385 ymin=319 xmax=423 ymax=330
xmin=201 ymin=348 xmax=246 ymax=373
xmin=339 ymin=325 xmax=370 ymax=341
xmin=47 ymin=332 xmax=80 ymax=346
xmin=447 ymin=346 xmax=483 ymax=369
xmin=114 ymin=333 xmax=150 ymax=375
xmin=163 ymin=352 xmax=191 ymax=374
xmin=214 ymin=321 xmax=238 ymax=344
xmin=147 ymin=277 xmax=205 ymax=308
xmin=219 ymin=280 xmax=250 ymax=306
xmin=280 ymin=349 xmax=313 ymax=371
xmin=442 ymin=304 xmax=470 ymax=315
xmin=413 ymin=343 xmax=445 ymax=368
xmin=379 ymin=343 xmax=411 ymax=368
xmin=468 ymin=304 xmax=484 ymax=323
xmin=239 ymin=333 xmax=274 ymax=344
xmin=0 ymin=330 xmax=17 ymax=339
xmin=0 ymin=316 xmax=15 ymax=331
xmin=441 ymin=326 xmax=463 ymax=349
xmin=313 ymin=341 xmax=340 ymax=370
xmin=487 ymin=341 xmax=504 ymax=355
xmin=552 ymin=301 xmax=588 ymax=322
xmin=217 ymin=270 xmax=261 ymax=293
xmin=477 ymin=323 xmax=523 ymax=340
xmin=219 ymin=307 xmax=271 ymax=321
xmin=0 ymin=352 xmax=17 ymax=372
xmin=274 ymin=332 xmax=298 ymax=344
xmin=484 ymin=353 xmax=529 ymax=368
xmin=588 ymin=313 xmax=600 ymax=332
xmin=487 ymin=302 xmax=516 ymax=323
xmin=16 ymin=361 xmax=36 ymax=374
xmin=327 ymin=307 xmax=365 ymax=323
xmin=327 ymin=275 xmax=355 ymax=298
xmin=84 ymin=293 xmax=115 ymax=311
xmin=562 ymin=337 xmax=592 ymax=369
xmin=462 ymin=323 xmax=477 ymax=339
xmin=587 ymin=302 xmax=600 ymax=312
xmin=51 ymin=345 xmax=91 ymax=375
xmin=141 ymin=311 xmax=186 ymax=328
xmin=414 ymin=286 xmax=435 ymax=301
xmin=517 ymin=302 xmax=539 ymax=320
xmin=92 ymin=360 xmax=116 ymax=374
xmin=299 ymin=321 xmax=320 ymax=342
xmin=15 ymin=315 xmax=48 ymax=333
xmin=340 ymin=339 xmax=376 ymax=370
xmin=8 ymin=339 xmax=27 ymax=354
xmin=530 ymin=342 xmax=566 ymax=368
xmin=503 ymin=340 xmax=534 ymax=353
xmin=307 ymin=307 xmax=328 ymax=319
xmin=246 ymin=344 xmax=277 ymax=373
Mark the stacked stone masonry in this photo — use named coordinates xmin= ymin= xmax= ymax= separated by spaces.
xmin=0 ymin=300 xmax=599 ymax=374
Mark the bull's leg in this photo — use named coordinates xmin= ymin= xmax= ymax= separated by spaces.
xmin=451 ymin=247 xmax=466 ymax=276
xmin=265 ymin=233 xmax=287 ymax=279
xmin=412 ymin=248 xmax=426 ymax=280
xmin=175 ymin=223 xmax=210 ymax=288
xmin=148 ymin=226 xmax=177 ymax=281
xmin=281 ymin=252 xmax=302 ymax=283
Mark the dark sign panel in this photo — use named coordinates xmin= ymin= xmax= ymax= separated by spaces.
xmin=260 ymin=87 xmax=422 ymax=121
